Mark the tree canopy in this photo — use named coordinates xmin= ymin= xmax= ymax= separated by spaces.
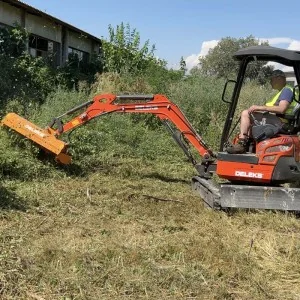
xmin=101 ymin=22 xmax=166 ymax=74
xmin=195 ymin=35 xmax=273 ymax=83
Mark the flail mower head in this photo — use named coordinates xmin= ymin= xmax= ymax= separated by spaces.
xmin=1 ymin=112 xmax=71 ymax=164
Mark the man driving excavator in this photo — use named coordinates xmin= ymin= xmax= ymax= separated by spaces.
xmin=226 ymin=69 xmax=297 ymax=154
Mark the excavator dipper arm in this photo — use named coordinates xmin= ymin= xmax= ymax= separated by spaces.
xmin=1 ymin=94 xmax=216 ymax=169
xmin=55 ymin=94 xmax=214 ymax=160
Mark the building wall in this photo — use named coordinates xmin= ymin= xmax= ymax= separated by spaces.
xmin=68 ymin=30 xmax=92 ymax=53
xmin=286 ymin=77 xmax=297 ymax=87
xmin=284 ymin=71 xmax=297 ymax=87
xmin=25 ymin=13 xmax=62 ymax=42
xmin=0 ymin=1 xmax=22 ymax=26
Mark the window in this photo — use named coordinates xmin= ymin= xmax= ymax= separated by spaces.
xmin=29 ymin=35 xmax=49 ymax=58
xmin=68 ymin=47 xmax=89 ymax=64
xmin=29 ymin=34 xmax=60 ymax=66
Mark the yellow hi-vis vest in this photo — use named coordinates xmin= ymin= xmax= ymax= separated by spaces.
xmin=265 ymin=85 xmax=298 ymax=118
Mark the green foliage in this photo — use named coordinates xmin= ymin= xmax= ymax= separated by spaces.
xmin=0 ymin=25 xmax=28 ymax=57
xmin=179 ymin=56 xmax=187 ymax=73
xmin=0 ymin=22 xmax=185 ymax=116
xmin=168 ymin=75 xmax=228 ymax=149
xmin=102 ymin=22 xmax=162 ymax=74
xmin=0 ymin=24 xmax=104 ymax=107
xmin=0 ymin=53 xmax=56 ymax=114
xmin=0 ymin=26 xmax=56 ymax=111
xmin=198 ymin=35 xmax=273 ymax=82
xmin=100 ymin=23 xmax=186 ymax=94
xmin=144 ymin=63 xmax=185 ymax=94
xmin=32 ymin=88 xmax=89 ymax=125
xmin=14 ymin=55 xmax=55 ymax=102
xmin=91 ymin=72 xmax=153 ymax=95
xmin=0 ymin=129 xmax=60 ymax=181
xmin=57 ymin=51 xmax=104 ymax=89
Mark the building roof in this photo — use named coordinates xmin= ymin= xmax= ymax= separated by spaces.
xmin=2 ymin=0 xmax=102 ymax=44
xmin=234 ymin=46 xmax=300 ymax=66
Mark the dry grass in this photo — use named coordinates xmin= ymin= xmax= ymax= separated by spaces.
xmin=91 ymin=72 xmax=153 ymax=96
xmin=1 ymin=157 xmax=300 ymax=300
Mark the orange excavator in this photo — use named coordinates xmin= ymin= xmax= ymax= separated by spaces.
xmin=2 ymin=46 xmax=300 ymax=210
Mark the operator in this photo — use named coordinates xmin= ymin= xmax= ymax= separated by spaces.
xmin=227 ymin=69 xmax=296 ymax=154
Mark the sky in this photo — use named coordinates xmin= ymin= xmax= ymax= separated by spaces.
xmin=22 ymin=0 xmax=300 ymax=71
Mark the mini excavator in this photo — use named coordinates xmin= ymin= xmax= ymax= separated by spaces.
xmin=2 ymin=46 xmax=300 ymax=210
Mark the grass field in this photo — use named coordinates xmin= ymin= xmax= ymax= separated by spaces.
xmin=1 ymin=154 xmax=300 ymax=299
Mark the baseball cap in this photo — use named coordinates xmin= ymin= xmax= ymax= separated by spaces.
xmin=270 ymin=69 xmax=286 ymax=78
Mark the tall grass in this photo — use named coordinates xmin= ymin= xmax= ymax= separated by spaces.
xmin=0 ymin=73 xmax=274 ymax=179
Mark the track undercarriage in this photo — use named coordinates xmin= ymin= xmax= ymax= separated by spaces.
xmin=192 ymin=176 xmax=300 ymax=211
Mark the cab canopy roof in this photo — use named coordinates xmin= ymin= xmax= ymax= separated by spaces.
xmin=234 ymin=46 xmax=300 ymax=66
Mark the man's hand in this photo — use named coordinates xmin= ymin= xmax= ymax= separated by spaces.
xmin=248 ymin=105 xmax=262 ymax=113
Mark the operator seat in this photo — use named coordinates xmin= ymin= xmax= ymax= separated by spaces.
xmin=251 ymin=120 xmax=281 ymax=142
xmin=251 ymin=103 xmax=300 ymax=142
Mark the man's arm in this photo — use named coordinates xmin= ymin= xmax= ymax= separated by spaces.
xmin=248 ymin=101 xmax=290 ymax=114
xmin=248 ymin=87 xmax=293 ymax=114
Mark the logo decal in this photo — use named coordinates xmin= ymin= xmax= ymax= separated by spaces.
xmin=235 ymin=171 xmax=263 ymax=179
xmin=24 ymin=124 xmax=46 ymax=138
xmin=135 ymin=105 xmax=158 ymax=111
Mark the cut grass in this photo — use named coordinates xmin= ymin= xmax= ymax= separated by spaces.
xmin=1 ymin=157 xmax=300 ymax=299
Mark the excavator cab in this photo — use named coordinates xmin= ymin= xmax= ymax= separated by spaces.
xmin=221 ymin=47 xmax=300 ymax=145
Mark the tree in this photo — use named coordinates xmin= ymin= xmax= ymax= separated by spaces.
xmin=0 ymin=24 xmax=28 ymax=57
xmin=102 ymin=22 xmax=163 ymax=74
xmin=198 ymin=35 xmax=273 ymax=82
xmin=179 ymin=56 xmax=187 ymax=74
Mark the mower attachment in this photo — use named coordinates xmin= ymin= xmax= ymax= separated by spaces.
xmin=1 ymin=113 xmax=71 ymax=164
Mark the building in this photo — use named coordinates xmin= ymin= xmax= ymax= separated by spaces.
xmin=0 ymin=0 xmax=102 ymax=66
xmin=284 ymin=70 xmax=297 ymax=87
